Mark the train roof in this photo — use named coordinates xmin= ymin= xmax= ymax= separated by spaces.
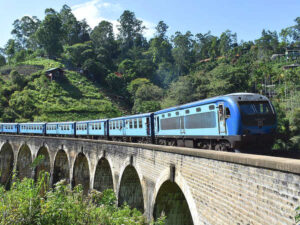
xmin=19 ymin=122 xmax=46 ymax=125
xmin=155 ymin=93 xmax=269 ymax=114
xmin=109 ymin=112 xmax=153 ymax=121
xmin=76 ymin=119 xmax=108 ymax=123
xmin=46 ymin=121 xmax=75 ymax=125
xmin=0 ymin=123 xmax=18 ymax=125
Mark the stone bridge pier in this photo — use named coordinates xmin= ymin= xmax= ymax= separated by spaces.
xmin=1 ymin=134 xmax=300 ymax=225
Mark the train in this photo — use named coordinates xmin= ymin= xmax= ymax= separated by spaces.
xmin=0 ymin=93 xmax=277 ymax=152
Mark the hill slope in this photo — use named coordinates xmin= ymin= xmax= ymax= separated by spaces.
xmin=0 ymin=58 xmax=124 ymax=122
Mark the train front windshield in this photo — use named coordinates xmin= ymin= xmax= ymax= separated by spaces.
xmin=239 ymin=101 xmax=275 ymax=126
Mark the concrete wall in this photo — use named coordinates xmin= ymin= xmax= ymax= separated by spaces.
xmin=0 ymin=134 xmax=300 ymax=225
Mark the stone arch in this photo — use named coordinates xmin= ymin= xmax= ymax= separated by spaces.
xmin=118 ymin=165 xmax=144 ymax=212
xmin=94 ymin=157 xmax=114 ymax=192
xmin=16 ymin=144 xmax=32 ymax=180
xmin=72 ymin=152 xmax=90 ymax=194
xmin=151 ymin=170 xmax=198 ymax=225
xmin=0 ymin=142 xmax=14 ymax=189
xmin=53 ymin=149 xmax=70 ymax=185
xmin=34 ymin=146 xmax=51 ymax=181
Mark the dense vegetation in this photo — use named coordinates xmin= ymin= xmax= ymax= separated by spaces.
xmin=0 ymin=172 xmax=165 ymax=225
xmin=0 ymin=5 xmax=299 ymax=150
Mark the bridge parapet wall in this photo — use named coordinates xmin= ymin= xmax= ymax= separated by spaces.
xmin=0 ymin=134 xmax=299 ymax=225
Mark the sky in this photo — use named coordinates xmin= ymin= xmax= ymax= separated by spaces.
xmin=0 ymin=0 xmax=299 ymax=48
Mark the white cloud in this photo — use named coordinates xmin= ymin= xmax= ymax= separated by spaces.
xmin=72 ymin=0 xmax=156 ymax=39
xmin=141 ymin=19 xmax=156 ymax=40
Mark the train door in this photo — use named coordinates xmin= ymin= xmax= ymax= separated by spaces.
xmin=179 ymin=112 xmax=185 ymax=135
xmin=146 ymin=117 xmax=150 ymax=135
xmin=123 ymin=120 xmax=126 ymax=136
xmin=218 ymin=103 xmax=226 ymax=134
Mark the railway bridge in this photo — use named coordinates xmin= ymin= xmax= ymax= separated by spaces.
xmin=0 ymin=134 xmax=300 ymax=225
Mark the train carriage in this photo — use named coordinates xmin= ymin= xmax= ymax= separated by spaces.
xmin=76 ymin=121 xmax=88 ymax=136
xmin=109 ymin=113 xmax=154 ymax=142
xmin=87 ymin=119 xmax=108 ymax=137
xmin=46 ymin=122 xmax=75 ymax=136
xmin=19 ymin=123 xmax=46 ymax=135
xmin=154 ymin=93 xmax=276 ymax=151
xmin=0 ymin=123 xmax=18 ymax=133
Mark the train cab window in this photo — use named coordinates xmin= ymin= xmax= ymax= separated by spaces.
xmin=139 ymin=118 xmax=143 ymax=128
xmin=196 ymin=107 xmax=201 ymax=112
xmin=185 ymin=110 xmax=190 ymax=114
xmin=225 ymin=107 xmax=231 ymax=118
xmin=133 ymin=119 xmax=137 ymax=128
xmin=209 ymin=105 xmax=215 ymax=110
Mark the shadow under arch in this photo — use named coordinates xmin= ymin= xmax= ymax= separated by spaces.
xmin=16 ymin=144 xmax=32 ymax=180
xmin=34 ymin=146 xmax=51 ymax=181
xmin=153 ymin=180 xmax=194 ymax=225
xmin=72 ymin=152 xmax=90 ymax=195
xmin=53 ymin=149 xmax=70 ymax=185
xmin=118 ymin=165 xmax=144 ymax=212
xmin=0 ymin=142 xmax=14 ymax=189
xmin=94 ymin=157 xmax=114 ymax=192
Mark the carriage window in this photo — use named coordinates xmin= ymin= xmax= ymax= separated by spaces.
xmin=196 ymin=107 xmax=201 ymax=112
xmin=134 ymin=119 xmax=137 ymax=128
xmin=139 ymin=118 xmax=143 ymax=128
xmin=185 ymin=110 xmax=190 ymax=114
xmin=129 ymin=120 xmax=133 ymax=129
xmin=168 ymin=113 xmax=171 ymax=117
xmin=209 ymin=105 xmax=215 ymax=110
xmin=175 ymin=112 xmax=179 ymax=116
xmin=157 ymin=117 xmax=159 ymax=131
xmin=120 ymin=121 xmax=123 ymax=129
xmin=113 ymin=121 xmax=115 ymax=129
xmin=109 ymin=122 xmax=112 ymax=130
xmin=225 ymin=107 xmax=231 ymax=118
xmin=162 ymin=114 xmax=165 ymax=118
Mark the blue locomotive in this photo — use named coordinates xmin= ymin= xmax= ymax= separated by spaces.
xmin=0 ymin=93 xmax=277 ymax=151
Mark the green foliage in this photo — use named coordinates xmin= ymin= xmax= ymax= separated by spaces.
xmin=0 ymin=175 xmax=165 ymax=225
xmin=35 ymin=9 xmax=64 ymax=59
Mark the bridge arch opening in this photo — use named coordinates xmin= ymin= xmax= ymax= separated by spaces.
xmin=72 ymin=153 xmax=90 ymax=194
xmin=153 ymin=181 xmax=193 ymax=225
xmin=118 ymin=165 xmax=144 ymax=212
xmin=94 ymin=157 xmax=113 ymax=192
xmin=16 ymin=144 xmax=32 ymax=180
xmin=53 ymin=149 xmax=69 ymax=185
xmin=34 ymin=146 xmax=50 ymax=181
xmin=0 ymin=143 xmax=14 ymax=189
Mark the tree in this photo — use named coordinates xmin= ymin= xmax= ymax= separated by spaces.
xmin=0 ymin=54 xmax=6 ymax=66
xmin=131 ymin=82 xmax=163 ymax=113
xmin=155 ymin=21 xmax=168 ymax=39
xmin=219 ymin=30 xmax=237 ymax=56
xmin=66 ymin=41 xmax=94 ymax=67
xmin=91 ymin=21 xmax=118 ymax=70
xmin=35 ymin=9 xmax=63 ymax=58
xmin=5 ymin=39 xmax=19 ymax=62
xmin=11 ymin=16 xmax=41 ymax=49
xmin=171 ymin=31 xmax=194 ymax=76
xmin=59 ymin=4 xmax=90 ymax=45
xmin=117 ymin=10 xmax=145 ymax=56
